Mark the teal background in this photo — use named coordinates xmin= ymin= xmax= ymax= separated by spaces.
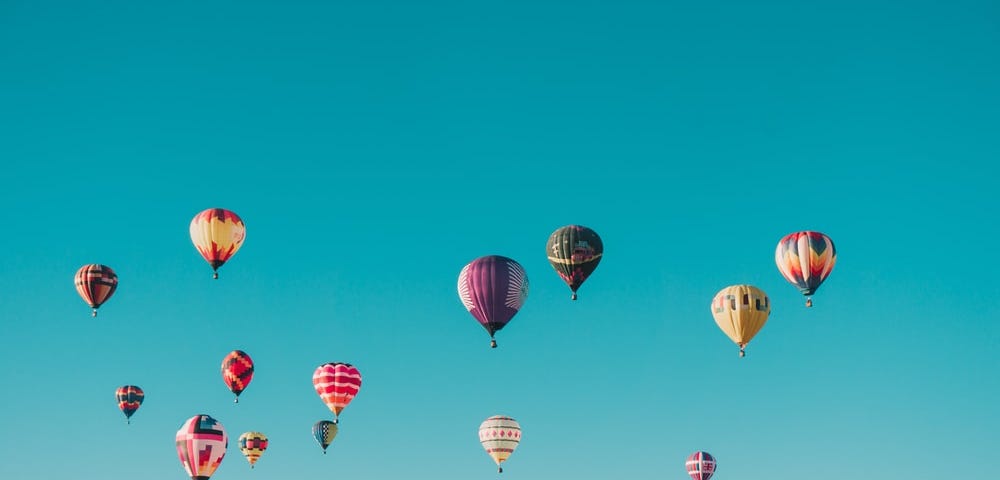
xmin=1 ymin=1 xmax=998 ymax=479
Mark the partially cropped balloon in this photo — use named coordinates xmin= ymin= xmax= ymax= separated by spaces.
xmin=686 ymin=451 xmax=717 ymax=480
xmin=313 ymin=420 xmax=338 ymax=454
xmin=115 ymin=385 xmax=144 ymax=424
xmin=458 ymin=255 xmax=529 ymax=348
xmin=190 ymin=208 xmax=246 ymax=279
xmin=546 ymin=225 xmax=603 ymax=300
xmin=221 ymin=350 xmax=254 ymax=403
xmin=75 ymin=264 xmax=117 ymax=316
xmin=775 ymin=231 xmax=836 ymax=307
xmin=176 ymin=414 xmax=227 ymax=480
xmin=479 ymin=415 xmax=521 ymax=473
xmin=710 ymin=285 xmax=770 ymax=357
xmin=238 ymin=432 xmax=268 ymax=469
xmin=312 ymin=363 xmax=361 ymax=422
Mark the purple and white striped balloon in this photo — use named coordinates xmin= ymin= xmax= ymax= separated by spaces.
xmin=458 ymin=255 xmax=528 ymax=348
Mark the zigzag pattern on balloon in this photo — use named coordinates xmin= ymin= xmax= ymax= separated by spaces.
xmin=312 ymin=363 xmax=362 ymax=419
xmin=775 ymin=231 xmax=836 ymax=296
xmin=221 ymin=350 xmax=254 ymax=401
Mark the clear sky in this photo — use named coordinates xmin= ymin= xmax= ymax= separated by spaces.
xmin=1 ymin=1 xmax=998 ymax=479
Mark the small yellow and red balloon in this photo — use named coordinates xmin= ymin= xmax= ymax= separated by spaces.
xmin=190 ymin=208 xmax=246 ymax=279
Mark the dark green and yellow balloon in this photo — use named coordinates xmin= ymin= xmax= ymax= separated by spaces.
xmin=313 ymin=420 xmax=338 ymax=454
xmin=546 ymin=225 xmax=603 ymax=300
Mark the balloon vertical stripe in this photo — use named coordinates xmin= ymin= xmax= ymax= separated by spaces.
xmin=74 ymin=264 xmax=118 ymax=316
xmin=775 ymin=231 xmax=836 ymax=306
xmin=711 ymin=285 xmax=770 ymax=357
xmin=457 ymin=255 xmax=529 ymax=347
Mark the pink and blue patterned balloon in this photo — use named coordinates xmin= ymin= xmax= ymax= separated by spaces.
xmin=176 ymin=414 xmax=228 ymax=480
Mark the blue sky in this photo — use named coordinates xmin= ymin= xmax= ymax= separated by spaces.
xmin=1 ymin=1 xmax=998 ymax=479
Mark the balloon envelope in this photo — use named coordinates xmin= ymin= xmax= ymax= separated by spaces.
xmin=457 ymin=255 xmax=529 ymax=347
xmin=176 ymin=414 xmax=227 ymax=480
xmin=479 ymin=415 xmax=521 ymax=473
xmin=221 ymin=350 xmax=254 ymax=402
xmin=238 ymin=431 xmax=268 ymax=468
xmin=74 ymin=264 xmax=117 ymax=316
xmin=115 ymin=385 xmax=144 ymax=423
xmin=546 ymin=225 xmax=603 ymax=300
xmin=190 ymin=208 xmax=246 ymax=278
xmin=686 ymin=451 xmax=717 ymax=480
xmin=775 ymin=231 xmax=836 ymax=306
xmin=710 ymin=285 xmax=770 ymax=357
xmin=312 ymin=420 xmax=338 ymax=453
xmin=312 ymin=363 xmax=361 ymax=421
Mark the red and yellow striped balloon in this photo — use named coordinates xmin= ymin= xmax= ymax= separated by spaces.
xmin=74 ymin=264 xmax=118 ymax=317
xmin=190 ymin=208 xmax=246 ymax=279
xmin=238 ymin=431 xmax=268 ymax=468
xmin=312 ymin=363 xmax=361 ymax=422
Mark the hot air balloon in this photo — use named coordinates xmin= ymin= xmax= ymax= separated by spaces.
xmin=775 ymin=231 xmax=836 ymax=307
xmin=238 ymin=432 xmax=268 ymax=469
xmin=711 ymin=285 xmax=770 ymax=357
xmin=115 ymin=385 xmax=144 ymax=424
xmin=457 ymin=255 xmax=529 ymax=348
xmin=176 ymin=414 xmax=227 ymax=480
xmin=75 ymin=264 xmax=118 ymax=316
xmin=479 ymin=415 xmax=521 ymax=473
xmin=190 ymin=208 xmax=246 ymax=279
xmin=686 ymin=451 xmax=717 ymax=480
xmin=546 ymin=225 xmax=603 ymax=300
xmin=312 ymin=363 xmax=361 ymax=423
xmin=221 ymin=350 xmax=254 ymax=403
xmin=313 ymin=420 xmax=338 ymax=454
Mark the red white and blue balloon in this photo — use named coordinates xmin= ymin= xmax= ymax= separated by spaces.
xmin=686 ymin=451 xmax=716 ymax=480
